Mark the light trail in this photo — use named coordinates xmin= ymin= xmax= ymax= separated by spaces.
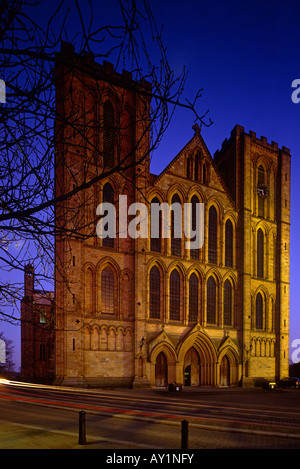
xmin=2 ymin=379 xmax=300 ymax=424
xmin=0 ymin=391 xmax=290 ymax=430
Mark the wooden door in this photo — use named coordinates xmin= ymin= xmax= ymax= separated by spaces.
xmin=155 ymin=352 xmax=168 ymax=387
xmin=184 ymin=347 xmax=200 ymax=386
xmin=220 ymin=355 xmax=230 ymax=386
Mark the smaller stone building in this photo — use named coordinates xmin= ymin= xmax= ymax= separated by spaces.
xmin=21 ymin=264 xmax=55 ymax=383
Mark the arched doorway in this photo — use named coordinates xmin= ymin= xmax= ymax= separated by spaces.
xmin=178 ymin=331 xmax=217 ymax=387
xmin=183 ymin=347 xmax=200 ymax=386
xmin=220 ymin=355 xmax=230 ymax=386
xmin=155 ymin=352 xmax=168 ymax=387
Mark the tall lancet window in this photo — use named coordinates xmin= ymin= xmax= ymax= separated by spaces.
xmin=101 ymin=267 xmax=115 ymax=315
xmin=171 ymin=194 xmax=181 ymax=256
xmin=225 ymin=219 xmax=233 ymax=267
xmin=257 ymin=165 xmax=265 ymax=218
xmin=150 ymin=197 xmax=161 ymax=252
xmin=102 ymin=182 xmax=114 ymax=247
xmin=149 ymin=266 xmax=161 ymax=319
xmin=169 ymin=270 xmax=180 ymax=321
xmin=257 ymin=228 xmax=264 ymax=278
xmin=189 ymin=273 xmax=198 ymax=322
xmin=208 ymin=206 xmax=217 ymax=263
xmin=103 ymin=101 xmax=115 ymax=168
xmin=190 ymin=195 xmax=200 ymax=260
xmin=223 ymin=279 xmax=232 ymax=326
xmin=256 ymin=292 xmax=263 ymax=330
xmin=207 ymin=276 xmax=216 ymax=324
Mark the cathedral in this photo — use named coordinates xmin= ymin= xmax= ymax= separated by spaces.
xmin=21 ymin=42 xmax=291 ymax=388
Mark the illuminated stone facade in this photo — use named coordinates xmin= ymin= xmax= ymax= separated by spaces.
xmin=53 ymin=43 xmax=291 ymax=388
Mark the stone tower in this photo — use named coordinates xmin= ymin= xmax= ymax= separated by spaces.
xmin=214 ymin=125 xmax=291 ymax=383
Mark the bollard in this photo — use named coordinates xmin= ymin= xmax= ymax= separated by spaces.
xmin=78 ymin=411 xmax=86 ymax=445
xmin=181 ymin=419 xmax=189 ymax=449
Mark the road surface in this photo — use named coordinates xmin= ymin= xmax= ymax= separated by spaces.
xmin=1 ymin=379 xmax=300 ymax=450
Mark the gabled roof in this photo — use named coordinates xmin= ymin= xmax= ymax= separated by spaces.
xmin=151 ymin=125 xmax=235 ymax=208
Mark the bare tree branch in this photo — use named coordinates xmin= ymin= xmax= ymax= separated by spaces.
xmin=0 ymin=0 xmax=211 ymax=326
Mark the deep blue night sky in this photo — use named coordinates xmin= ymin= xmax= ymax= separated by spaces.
xmin=149 ymin=0 xmax=300 ymax=364
xmin=2 ymin=0 xmax=300 ymax=370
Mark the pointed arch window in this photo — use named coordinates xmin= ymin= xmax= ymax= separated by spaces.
xmin=207 ymin=276 xmax=216 ymax=324
xmin=149 ymin=266 xmax=161 ymax=319
xmin=102 ymin=182 xmax=114 ymax=247
xmin=101 ymin=267 xmax=115 ymax=315
xmin=225 ymin=219 xmax=233 ymax=267
xmin=169 ymin=270 xmax=180 ymax=321
xmin=258 ymin=165 xmax=265 ymax=217
xmin=103 ymin=100 xmax=115 ymax=168
xmin=202 ymin=163 xmax=207 ymax=184
xmin=208 ymin=206 xmax=217 ymax=263
xmin=171 ymin=194 xmax=181 ymax=256
xmin=150 ymin=197 xmax=161 ymax=252
xmin=187 ymin=156 xmax=193 ymax=179
xmin=194 ymin=153 xmax=200 ymax=181
xmin=257 ymin=229 xmax=264 ymax=278
xmin=190 ymin=195 xmax=200 ymax=260
xmin=122 ymin=108 xmax=134 ymax=163
xmin=39 ymin=308 xmax=46 ymax=324
xmin=223 ymin=279 xmax=232 ymax=326
xmin=189 ymin=273 xmax=198 ymax=322
xmin=256 ymin=292 xmax=263 ymax=330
